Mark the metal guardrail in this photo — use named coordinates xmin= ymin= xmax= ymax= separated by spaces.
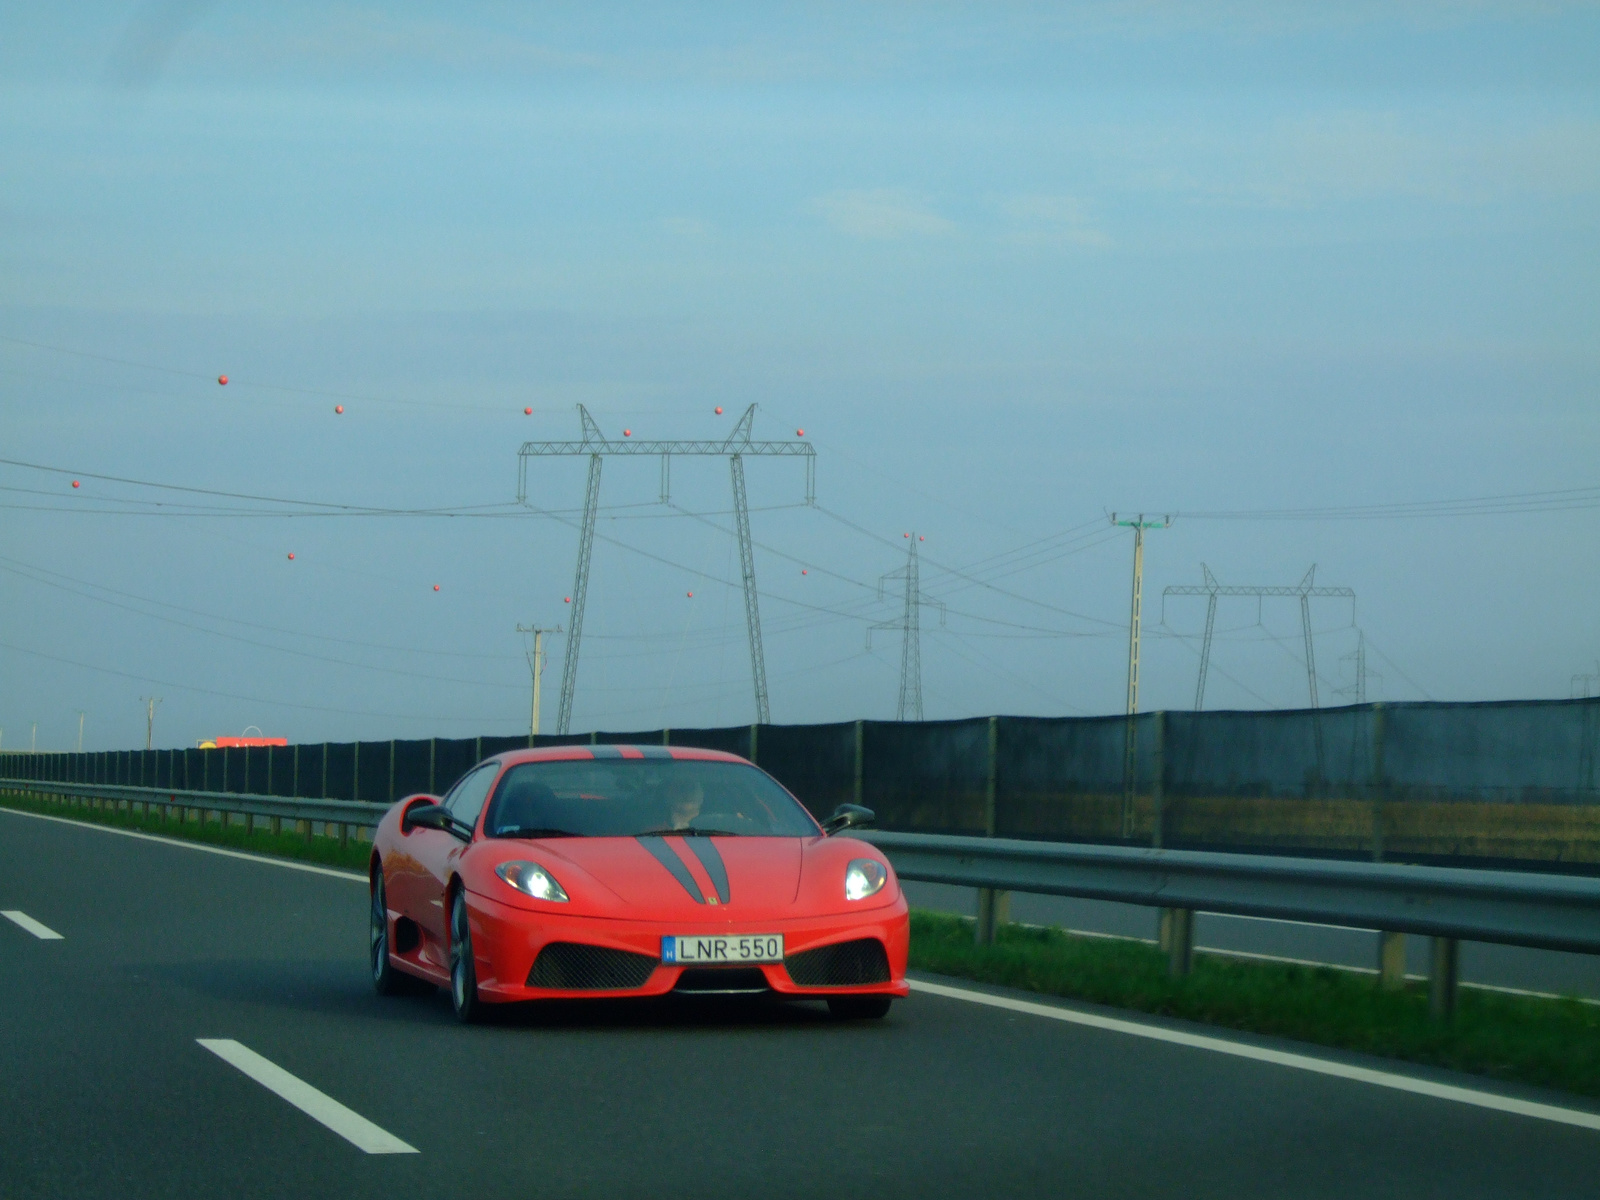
xmin=1 ymin=778 xmax=388 ymax=834
xmin=856 ymin=830 xmax=1600 ymax=1015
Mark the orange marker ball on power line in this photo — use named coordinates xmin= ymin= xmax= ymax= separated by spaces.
xmin=919 ymin=536 xmax=925 ymax=541
xmin=796 ymin=429 xmax=804 ymax=436
xmin=801 ymin=569 xmax=808 ymax=575
xmin=524 ymin=407 xmax=532 ymax=415
xmin=433 ymin=584 xmax=440 ymax=591
xmin=623 ymin=429 xmax=631 ymax=437
xmin=715 ymin=406 xmax=723 ymax=415
xmin=217 ymin=375 xmax=228 ymax=385
xmin=71 ymin=480 xmax=80 ymax=488
xmin=287 ymin=553 xmax=294 ymax=560
xmin=335 ymin=405 xmax=344 ymax=414
xmin=564 ymin=596 xmax=571 ymax=603
xmin=687 ymin=591 xmax=694 ymax=598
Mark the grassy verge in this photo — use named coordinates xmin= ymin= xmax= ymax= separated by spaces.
xmin=0 ymin=790 xmax=372 ymax=872
xmin=909 ymin=909 xmax=1600 ymax=1100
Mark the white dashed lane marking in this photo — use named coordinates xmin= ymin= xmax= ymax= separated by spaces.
xmin=197 ymin=1039 xmax=418 ymax=1155
xmin=2 ymin=910 xmax=64 ymax=939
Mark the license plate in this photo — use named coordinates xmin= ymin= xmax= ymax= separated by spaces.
xmin=662 ymin=934 xmax=783 ymax=965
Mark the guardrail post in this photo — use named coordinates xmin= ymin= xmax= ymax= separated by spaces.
xmin=976 ymin=716 xmax=1007 ymax=946
xmin=1160 ymin=908 xmax=1194 ymax=977
xmin=1378 ymin=930 xmax=1406 ymax=990
xmin=1429 ymin=937 xmax=1459 ymax=1019
xmin=339 ymin=823 xmax=349 ymax=850
xmin=271 ymin=814 xmax=282 ymax=836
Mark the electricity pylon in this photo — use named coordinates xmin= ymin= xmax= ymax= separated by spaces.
xmin=868 ymin=534 xmax=945 ymax=721
xmin=1162 ymin=565 xmax=1355 ymax=711
xmin=141 ymin=696 xmax=161 ymax=751
xmin=518 ymin=404 xmax=814 ymax=733
xmin=1338 ymin=631 xmax=1380 ymax=704
xmin=1572 ymin=664 xmax=1600 ymax=699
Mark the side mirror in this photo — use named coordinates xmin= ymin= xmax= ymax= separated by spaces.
xmin=402 ymin=802 xmax=461 ymax=837
xmin=822 ymin=803 xmax=875 ymax=835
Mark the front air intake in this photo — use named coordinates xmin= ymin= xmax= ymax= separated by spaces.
xmin=528 ymin=942 xmax=658 ymax=990
xmin=784 ymin=938 xmax=891 ymax=986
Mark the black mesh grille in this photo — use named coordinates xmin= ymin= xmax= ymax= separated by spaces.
xmin=674 ymin=967 xmax=769 ymax=994
xmin=527 ymin=942 xmax=658 ymax=990
xmin=784 ymin=938 xmax=891 ymax=987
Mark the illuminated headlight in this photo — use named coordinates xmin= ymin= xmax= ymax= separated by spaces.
xmin=845 ymin=858 xmax=888 ymax=901
xmin=495 ymin=861 xmax=569 ymax=902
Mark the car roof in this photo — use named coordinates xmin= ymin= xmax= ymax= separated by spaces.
xmin=490 ymin=745 xmax=751 ymax=768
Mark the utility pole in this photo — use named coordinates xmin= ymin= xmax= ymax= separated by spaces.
xmin=141 ymin=696 xmax=161 ymax=750
xmin=868 ymin=534 xmax=945 ymax=721
xmin=517 ymin=623 xmax=562 ymax=738
xmin=519 ymin=403 xmax=813 ymax=732
xmin=1112 ymin=513 xmax=1169 ymax=838
xmin=76 ymin=711 xmax=85 ymax=753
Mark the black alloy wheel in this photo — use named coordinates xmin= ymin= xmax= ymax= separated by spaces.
xmin=449 ymin=889 xmax=482 ymax=1023
xmin=371 ymin=870 xmax=402 ymax=996
xmin=827 ymin=995 xmax=893 ymax=1020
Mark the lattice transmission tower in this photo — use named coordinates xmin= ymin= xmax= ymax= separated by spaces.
xmin=518 ymin=404 xmax=814 ymax=733
xmin=868 ymin=534 xmax=945 ymax=721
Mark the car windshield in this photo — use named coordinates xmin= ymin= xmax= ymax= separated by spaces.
xmin=483 ymin=758 xmax=820 ymax=839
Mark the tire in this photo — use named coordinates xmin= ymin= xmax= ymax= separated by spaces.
xmin=449 ymin=889 xmax=482 ymax=1024
xmin=371 ymin=870 xmax=403 ymax=996
xmin=827 ymin=994 xmax=892 ymax=1020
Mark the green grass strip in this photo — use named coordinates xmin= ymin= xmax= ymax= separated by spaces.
xmin=1 ymin=790 xmax=372 ymax=872
xmin=909 ymin=910 xmax=1600 ymax=1100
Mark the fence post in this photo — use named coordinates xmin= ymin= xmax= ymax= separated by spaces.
xmin=1429 ymin=936 xmax=1459 ymax=1019
xmin=976 ymin=716 xmax=1008 ymax=946
xmin=266 ymin=745 xmax=272 ymax=796
xmin=389 ymin=740 xmax=396 ymax=804
xmin=749 ymin=724 xmax=758 ymax=764
xmin=853 ymin=720 xmax=865 ymax=807
xmin=322 ymin=742 xmax=329 ymax=799
xmin=353 ymin=743 xmax=361 ymax=804
xmin=662 ymin=729 xmax=670 ymax=747
xmin=1370 ymin=702 xmax=1407 ymax=987
xmin=429 ymin=738 xmax=437 ymax=794
xmin=292 ymin=743 xmax=300 ymax=798
xmin=1151 ymin=710 xmax=1166 ymax=850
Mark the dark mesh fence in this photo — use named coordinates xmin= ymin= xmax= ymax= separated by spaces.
xmin=392 ymin=739 xmax=432 ymax=799
xmin=666 ymin=726 xmax=752 ymax=757
xmin=7 ymin=698 xmax=1600 ymax=871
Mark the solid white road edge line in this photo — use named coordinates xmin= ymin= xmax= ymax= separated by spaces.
xmin=909 ymin=978 xmax=1600 ymax=1133
xmin=0 ymin=804 xmax=365 ymax=882
xmin=197 ymin=1039 xmax=417 ymax=1155
xmin=2 ymin=909 xmax=64 ymax=939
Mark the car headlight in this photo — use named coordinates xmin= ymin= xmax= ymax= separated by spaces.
xmin=845 ymin=858 xmax=887 ymax=901
xmin=495 ymin=861 xmax=569 ymax=902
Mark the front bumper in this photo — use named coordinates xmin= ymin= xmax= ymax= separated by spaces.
xmin=459 ymin=890 xmax=910 ymax=1003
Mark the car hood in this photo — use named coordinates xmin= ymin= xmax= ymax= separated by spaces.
xmin=535 ymin=835 xmax=805 ymax=915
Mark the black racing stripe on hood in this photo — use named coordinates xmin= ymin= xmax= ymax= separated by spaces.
xmin=636 ymin=836 xmax=705 ymax=904
xmin=683 ymin=838 xmax=730 ymax=905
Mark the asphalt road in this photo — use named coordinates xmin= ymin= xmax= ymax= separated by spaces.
xmin=4 ymin=808 xmax=1599 ymax=1200
xmin=902 ymin=882 xmax=1600 ymax=1000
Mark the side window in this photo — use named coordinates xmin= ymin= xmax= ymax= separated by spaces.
xmin=443 ymin=764 xmax=498 ymax=828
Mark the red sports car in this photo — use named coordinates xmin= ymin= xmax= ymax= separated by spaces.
xmin=369 ymin=745 xmax=909 ymax=1022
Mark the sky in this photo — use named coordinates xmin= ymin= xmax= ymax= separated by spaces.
xmin=1 ymin=1 xmax=1597 ymax=751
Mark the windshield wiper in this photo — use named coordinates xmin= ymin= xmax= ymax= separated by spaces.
xmin=493 ymin=826 xmax=578 ymax=839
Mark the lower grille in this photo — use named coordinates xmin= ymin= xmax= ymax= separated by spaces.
xmin=674 ymin=967 xmax=769 ymax=994
xmin=784 ymin=938 xmax=891 ymax=987
xmin=528 ymin=942 xmax=658 ymax=990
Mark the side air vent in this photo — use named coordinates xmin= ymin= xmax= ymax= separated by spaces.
xmin=784 ymin=938 xmax=891 ymax=987
xmin=528 ymin=942 xmax=658 ymax=990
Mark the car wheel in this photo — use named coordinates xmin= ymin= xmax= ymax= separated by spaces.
xmin=827 ymin=995 xmax=892 ymax=1020
xmin=449 ymin=890 xmax=482 ymax=1023
xmin=371 ymin=870 xmax=402 ymax=996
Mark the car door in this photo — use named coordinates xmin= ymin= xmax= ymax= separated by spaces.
xmin=411 ymin=762 xmax=500 ymax=967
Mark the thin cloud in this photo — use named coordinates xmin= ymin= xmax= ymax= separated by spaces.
xmin=809 ymin=190 xmax=955 ymax=239
xmin=999 ymin=195 xmax=1111 ymax=248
